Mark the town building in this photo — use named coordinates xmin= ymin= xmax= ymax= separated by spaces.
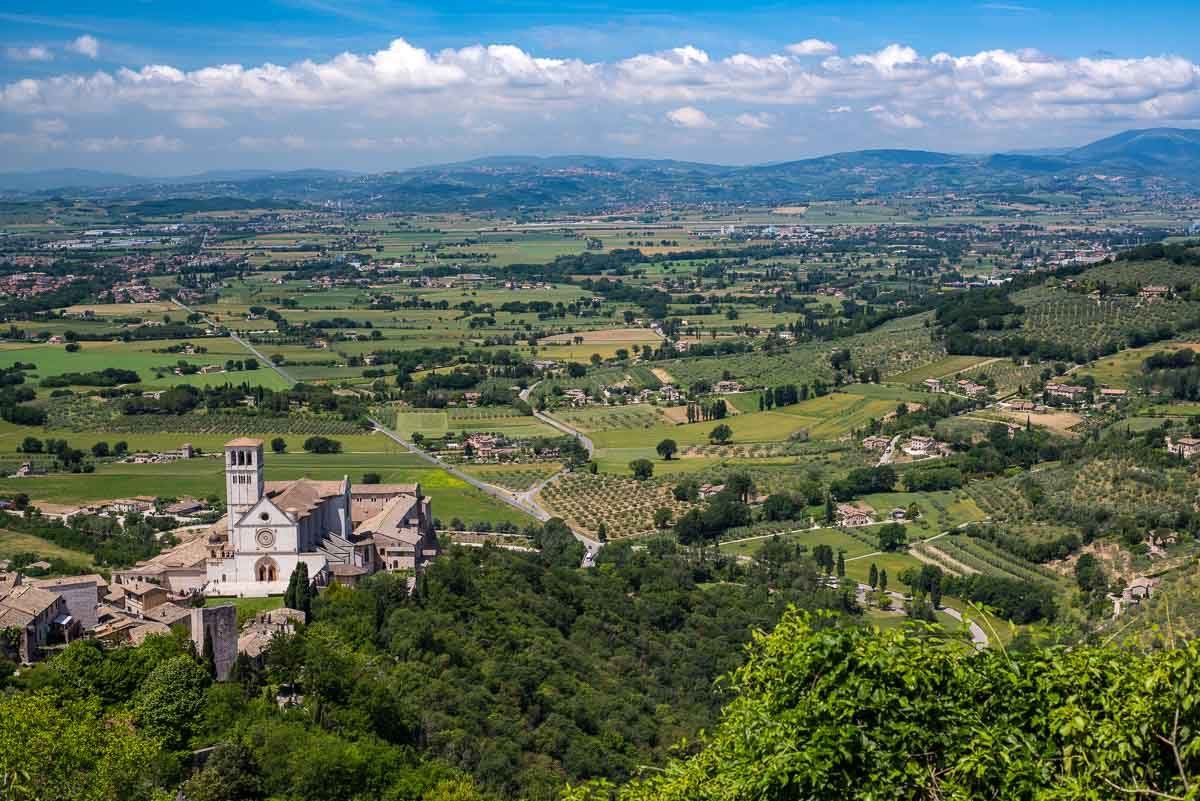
xmin=1167 ymin=436 xmax=1200 ymax=459
xmin=1044 ymin=383 xmax=1088 ymax=401
xmin=836 ymin=504 xmax=873 ymax=527
xmin=0 ymin=584 xmax=78 ymax=663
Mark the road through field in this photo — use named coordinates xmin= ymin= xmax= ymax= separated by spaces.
xmin=171 ymin=297 xmax=298 ymax=386
xmin=369 ymin=416 xmax=602 ymax=564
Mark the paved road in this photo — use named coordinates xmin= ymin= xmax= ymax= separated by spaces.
xmin=877 ymin=433 xmax=902 ymax=466
xmin=519 ymin=383 xmax=595 ymax=456
xmin=171 ymin=297 xmax=298 ymax=386
xmin=853 ymin=582 xmax=989 ymax=649
xmin=369 ymin=416 xmax=602 ymax=563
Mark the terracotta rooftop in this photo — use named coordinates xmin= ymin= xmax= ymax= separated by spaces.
xmin=0 ymin=584 xmax=59 ymax=616
xmin=224 ymin=437 xmax=264 ymax=448
xmin=265 ymin=478 xmax=347 ymax=520
xmin=31 ymin=574 xmax=108 ymax=590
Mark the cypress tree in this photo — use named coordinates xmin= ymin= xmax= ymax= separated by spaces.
xmin=836 ymin=550 xmax=845 ymax=578
xmin=869 ymin=562 xmax=879 ymax=589
xmin=202 ymin=626 xmax=217 ymax=680
xmin=880 ymin=569 xmax=889 ymax=592
xmin=294 ymin=562 xmax=311 ymax=620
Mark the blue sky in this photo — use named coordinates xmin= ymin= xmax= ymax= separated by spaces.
xmin=2 ymin=0 xmax=1199 ymax=173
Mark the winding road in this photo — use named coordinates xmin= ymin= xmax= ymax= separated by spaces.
xmin=171 ymin=297 xmax=298 ymax=385
xmin=368 ymin=416 xmax=602 ymax=563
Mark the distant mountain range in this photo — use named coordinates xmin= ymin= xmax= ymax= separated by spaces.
xmin=2 ymin=127 xmax=1198 ymax=211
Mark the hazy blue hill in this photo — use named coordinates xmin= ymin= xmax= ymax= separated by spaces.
xmin=0 ymin=168 xmax=148 ymax=191
xmin=4 ymin=127 xmax=1199 ymax=206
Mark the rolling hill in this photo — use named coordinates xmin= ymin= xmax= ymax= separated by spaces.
xmin=2 ymin=127 xmax=1198 ymax=209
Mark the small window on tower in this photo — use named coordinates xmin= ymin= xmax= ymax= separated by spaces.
xmin=260 ymin=512 xmax=269 ymax=521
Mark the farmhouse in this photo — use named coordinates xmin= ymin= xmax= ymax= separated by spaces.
xmin=861 ymin=435 xmax=891 ymax=451
xmin=106 ymin=496 xmax=157 ymax=514
xmin=956 ymin=379 xmax=989 ymax=397
xmin=1167 ymin=436 xmax=1200 ymax=459
xmin=902 ymin=435 xmax=940 ymax=457
xmin=1140 ymin=285 xmax=1170 ymax=300
xmin=713 ymin=380 xmax=743 ymax=394
xmin=1044 ymin=383 xmax=1088 ymax=401
xmin=836 ymin=504 xmax=873 ymax=527
xmin=922 ymin=378 xmax=943 ymax=393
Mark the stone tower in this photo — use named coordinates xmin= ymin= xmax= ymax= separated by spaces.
xmin=190 ymin=604 xmax=237 ymax=681
xmin=224 ymin=438 xmax=264 ymax=534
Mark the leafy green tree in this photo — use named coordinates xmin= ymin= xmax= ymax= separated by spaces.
xmin=0 ymin=692 xmax=163 ymax=801
xmin=653 ymin=507 xmax=673 ymax=529
xmin=629 ymin=458 xmax=654 ymax=480
xmin=270 ymin=437 xmax=287 ymax=454
xmin=589 ymin=610 xmax=1200 ymax=801
xmin=134 ymin=654 xmax=210 ymax=748
xmin=761 ymin=493 xmax=798 ymax=522
xmin=182 ymin=741 xmax=263 ymax=801
xmin=656 ymin=439 xmax=678 ymax=460
xmin=709 ymin=423 xmax=733 ymax=444
xmin=876 ymin=523 xmax=907 ymax=552
xmin=536 ymin=518 xmax=584 ymax=568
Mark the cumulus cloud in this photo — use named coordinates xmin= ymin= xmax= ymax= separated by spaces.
xmin=666 ymin=106 xmax=714 ymax=128
xmin=31 ymin=117 xmax=67 ymax=134
xmin=735 ymin=111 xmax=773 ymax=129
xmin=787 ymin=39 xmax=837 ymax=56
xmin=869 ymin=105 xmax=926 ymax=129
xmin=6 ymin=46 xmax=53 ymax=62
xmin=175 ymin=111 xmax=227 ymax=129
xmin=236 ymin=135 xmax=308 ymax=151
xmin=79 ymin=134 xmax=182 ymax=152
xmin=2 ymin=37 xmax=1199 ymax=157
xmin=66 ymin=35 xmax=100 ymax=59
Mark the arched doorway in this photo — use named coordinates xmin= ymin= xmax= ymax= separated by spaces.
xmin=255 ymin=556 xmax=279 ymax=582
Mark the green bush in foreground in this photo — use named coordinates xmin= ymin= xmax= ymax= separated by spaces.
xmin=566 ymin=610 xmax=1200 ymax=801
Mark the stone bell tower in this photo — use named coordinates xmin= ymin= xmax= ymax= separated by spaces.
xmin=224 ymin=438 xmax=264 ymax=534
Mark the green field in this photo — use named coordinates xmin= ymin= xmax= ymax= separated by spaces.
xmin=0 ymin=528 xmax=95 ymax=571
xmin=0 ymin=451 xmax=531 ymax=526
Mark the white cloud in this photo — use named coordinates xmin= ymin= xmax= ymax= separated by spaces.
xmin=31 ymin=117 xmax=67 ymax=134
xmin=79 ymin=134 xmax=182 ymax=152
xmin=66 ymin=35 xmax=100 ymax=59
xmin=666 ymin=106 xmax=714 ymax=128
xmin=236 ymin=135 xmax=308 ymax=151
xmin=869 ymin=105 xmax=926 ymax=129
xmin=787 ymin=39 xmax=837 ymax=56
xmin=736 ymin=111 xmax=773 ymax=129
xmin=6 ymin=46 xmax=52 ymax=62
xmin=1 ymin=37 xmax=1199 ymax=155
xmin=175 ymin=111 xmax=227 ymax=129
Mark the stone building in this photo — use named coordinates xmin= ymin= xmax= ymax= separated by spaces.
xmin=191 ymin=604 xmax=237 ymax=681
xmin=204 ymin=439 xmax=439 ymax=597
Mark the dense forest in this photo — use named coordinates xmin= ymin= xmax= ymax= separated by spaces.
xmin=562 ymin=611 xmax=1200 ymax=801
xmin=0 ymin=539 xmax=857 ymax=801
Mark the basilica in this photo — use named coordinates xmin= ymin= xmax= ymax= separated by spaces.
xmin=205 ymin=438 xmax=439 ymax=597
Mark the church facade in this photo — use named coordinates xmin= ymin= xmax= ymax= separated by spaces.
xmin=205 ymin=438 xmax=438 ymax=597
